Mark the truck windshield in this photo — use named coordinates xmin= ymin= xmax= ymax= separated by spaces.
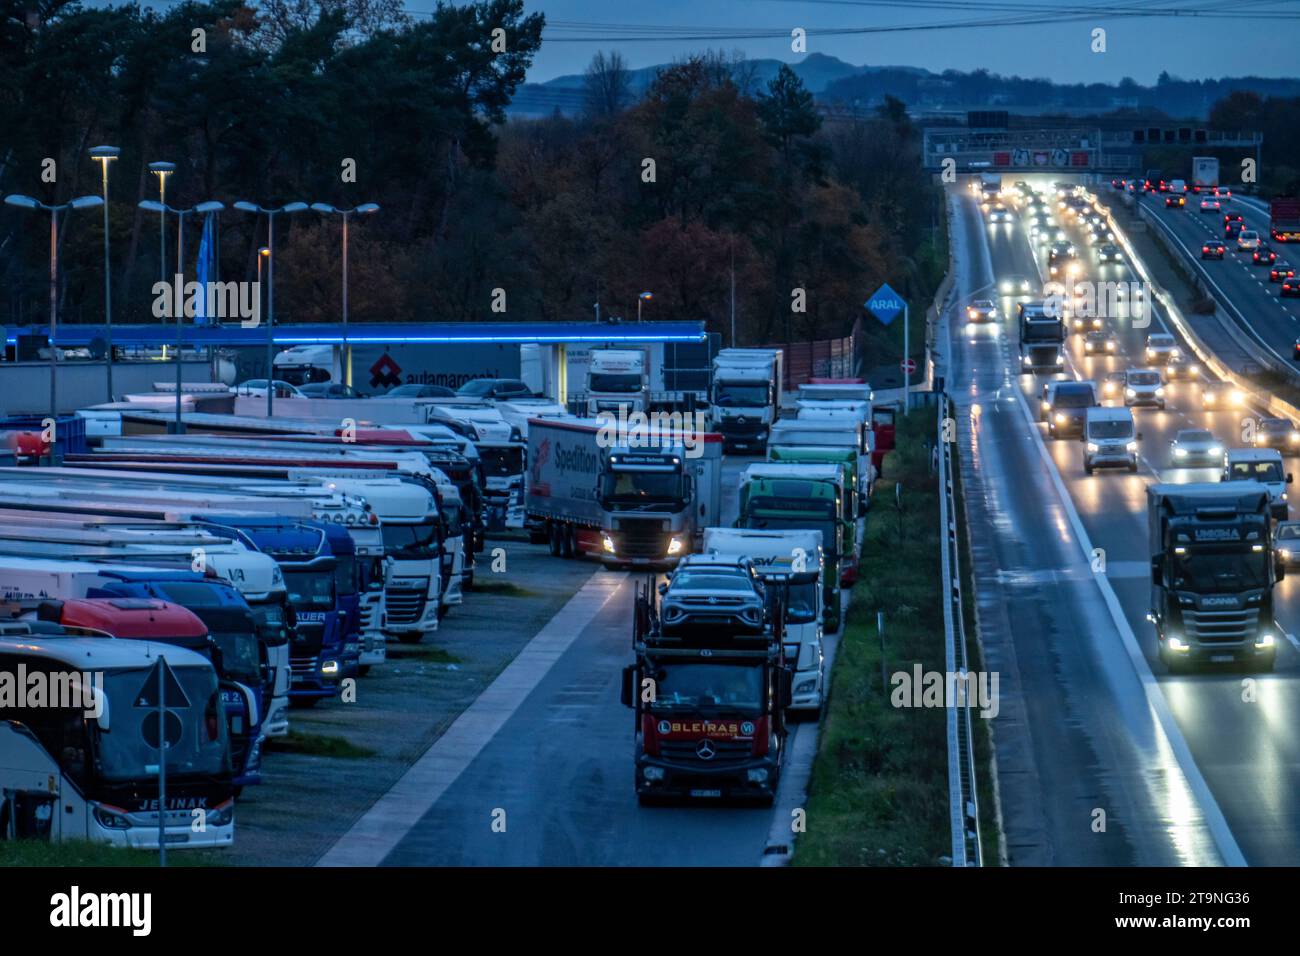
xmin=441 ymin=505 xmax=463 ymax=537
xmin=479 ymin=446 xmax=524 ymax=477
xmin=745 ymin=514 xmax=840 ymax=557
xmin=1171 ymin=546 xmax=1269 ymax=593
xmin=770 ymin=580 xmax=819 ymax=623
xmin=381 ymin=520 xmax=439 ymax=558
xmin=713 ymin=383 xmax=768 ymax=407
xmin=283 ymin=569 xmax=336 ymax=610
xmin=589 ymin=373 xmax=641 ymax=393
xmin=1228 ymin=461 xmax=1282 ymax=482
xmin=333 ymin=555 xmax=358 ymax=597
xmin=601 ymin=471 xmax=682 ymax=504
xmin=648 ymin=662 xmax=763 ymax=716
xmin=94 ymin=665 xmax=229 ymax=781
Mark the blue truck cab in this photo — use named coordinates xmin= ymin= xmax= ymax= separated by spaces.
xmin=199 ymin=516 xmax=357 ymax=703
xmin=84 ymin=569 xmax=269 ymax=788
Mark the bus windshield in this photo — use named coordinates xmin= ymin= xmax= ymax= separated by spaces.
xmin=95 ymin=665 xmax=230 ymax=781
xmin=283 ymin=569 xmax=336 ymax=610
xmin=648 ymin=662 xmax=763 ymax=717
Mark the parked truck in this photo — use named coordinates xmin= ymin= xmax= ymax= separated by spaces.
xmin=524 ymin=416 xmax=722 ymax=568
xmin=1270 ymin=197 xmax=1300 ymax=243
xmin=709 ymin=348 xmax=784 ymax=454
xmin=1018 ymin=301 xmax=1066 ymax=373
xmin=1147 ymin=482 xmax=1281 ymax=672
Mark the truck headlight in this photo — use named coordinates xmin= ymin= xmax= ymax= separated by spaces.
xmin=643 ymin=766 xmax=665 ymax=782
xmin=1055 ymin=355 xmax=1064 ymax=365
xmin=666 ymin=537 xmax=684 ymax=555
xmin=1168 ymin=636 xmax=1188 ymax=651
xmin=1022 ymin=355 xmax=1032 ymax=365
xmin=1086 ymin=442 xmax=1099 ymax=452
xmin=794 ymin=680 xmax=817 ymax=694
xmin=1054 ymin=413 xmax=1066 ymax=424
xmin=1041 ymin=400 xmax=1051 ymax=411
xmin=1256 ymin=633 xmax=1275 ymax=648
xmin=746 ymin=769 xmax=769 ymax=783
xmin=1106 ymin=341 xmax=1115 ymax=351
xmin=602 ymin=534 xmax=616 ymax=554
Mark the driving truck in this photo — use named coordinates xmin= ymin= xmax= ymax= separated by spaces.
xmin=709 ymin=348 xmax=784 ymax=454
xmin=524 ymin=416 xmax=722 ymax=568
xmin=0 ymin=623 xmax=235 ymax=848
xmin=1018 ymin=301 xmax=1067 ymax=373
xmin=737 ymin=462 xmax=849 ymax=623
xmin=1148 ymin=482 xmax=1281 ymax=672
xmin=1271 ymin=197 xmax=1300 ymax=243
xmin=702 ymin=528 xmax=826 ymax=715
xmin=1191 ymin=156 xmax=1219 ymax=192
xmin=621 ymin=573 xmax=794 ymax=805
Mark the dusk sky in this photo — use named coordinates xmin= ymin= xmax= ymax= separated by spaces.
xmin=505 ymin=0 xmax=1300 ymax=85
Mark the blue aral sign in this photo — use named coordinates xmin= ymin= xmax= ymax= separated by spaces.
xmin=866 ymin=283 xmax=905 ymax=326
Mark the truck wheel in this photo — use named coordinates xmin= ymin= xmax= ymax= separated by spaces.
xmin=548 ymin=524 xmax=562 ymax=557
xmin=562 ymin=525 xmax=577 ymax=559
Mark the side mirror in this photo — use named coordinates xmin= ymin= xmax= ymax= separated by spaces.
xmin=1136 ymin=432 xmax=1143 ymax=441
xmin=1275 ymin=558 xmax=1287 ymax=582
xmin=1288 ymin=474 xmax=1294 ymax=485
xmin=1151 ymin=554 xmax=1164 ymax=586
xmin=657 ymin=582 xmax=668 ymax=597
xmin=620 ymin=665 xmax=636 ymax=708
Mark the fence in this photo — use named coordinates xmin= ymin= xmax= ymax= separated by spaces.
xmin=756 ymin=335 xmax=855 ymax=390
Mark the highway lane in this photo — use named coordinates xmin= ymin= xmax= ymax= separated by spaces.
xmin=946 ymin=184 xmax=1223 ymax=865
xmin=984 ymin=178 xmax=1300 ymax=865
xmin=1133 ymin=187 xmax=1300 ymax=367
xmin=331 ymin=453 xmax=834 ymax=866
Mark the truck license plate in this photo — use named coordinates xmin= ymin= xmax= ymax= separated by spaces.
xmin=689 ymin=789 xmax=723 ymax=798
xmin=1211 ymin=654 xmax=1234 ymax=663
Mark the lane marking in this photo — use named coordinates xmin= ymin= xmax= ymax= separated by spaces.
xmin=316 ymin=569 xmax=628 ymax=866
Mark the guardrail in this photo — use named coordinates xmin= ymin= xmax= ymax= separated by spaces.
xmin=1086 ymin=188 xmax=1300 ymax=426
xmin=938 ymin=390 xmax=982 ymax=867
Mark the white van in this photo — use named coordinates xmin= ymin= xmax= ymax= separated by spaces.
xmin=1083 ymin=406 xmax=1140 ymax=474
xmin=1223 ymin=448 xmax=1292 ymax=518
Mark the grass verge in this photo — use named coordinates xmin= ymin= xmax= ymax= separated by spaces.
xmin=385 ymin=646 xmax=462 ymax=664
xmin=468 ymin=580 xmax=536 ymax=598
xmin=0 ymin=839 xmax=224 ymax=866
xmin=793 ymin=407 xmax=955 ymax=866
xmin=264 ymin=731 xmax=376 ymax=759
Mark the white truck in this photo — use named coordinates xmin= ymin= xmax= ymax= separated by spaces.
xmin=425 ymin=401 xmax=526 ymax=530
xmin=709 ymin=348 xmax=784 ymax=454
xmin=1192 ymin=156 xmax=1220 ymax=192
xmin=577 ymin=345 xmax=709 ymax=418
xmin=702 ymin=527 xmax=826 ymax=715
xmin=525 ymin=416 xmax=722 ymax=568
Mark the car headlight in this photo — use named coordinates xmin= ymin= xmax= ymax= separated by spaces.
xmin=1125 ymin=387 xmax=1137 ymax=397
xmin=1146 ymin=348 xmax=1155 ymax=356
xmin=1171 ymin=348 xmax=1181 ymax=358
xmin=1000 ymin=281 xmax=1011 ymax=292
xmin=666 ymin=536 xmax=684 ymax=556
xmin=1188 ymin=365 xmax=1199 ymax=375
xmin=1126 ymin=441 xmax=1138 ymax=452
xmin=1155 ymin=387 xmax=1165 ymax=396
xmin=1290 ymin=433 xmax=1300 ymax=444
xmin=1208 ymin=446 xmax=1222 ymax=456
xmin=1174 ymin=447 xmax=1187 ymax=457
xmin=602 ymin=533 xmax=616 ymax=554
xmin=1106 ymin=341 xmax=1115 ymax=351
xmin=1280 ymin=549 xmax=1292 ymax=561
xmin=1056 ymin=355 xmax=1064 ymax=364
xmin=1230 ymin=390 xmax=1244 ymax=405
xmin=1086 ymin=442 xmax=1099 ymax=452
xmin=1054 ymin=413 xmax=1066 ymax=424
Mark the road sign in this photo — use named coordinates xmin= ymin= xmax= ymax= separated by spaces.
xmin=134 ymin=657 xmax=190 ymax=711
xmin=901 ymin=358 xmax=917 ymax=374
xmin=866 ymin=283 xmax=906 ymax=326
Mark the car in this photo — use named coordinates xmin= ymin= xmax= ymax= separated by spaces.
xmin=455 ymin=378 xmax=534 ymax=399
xmin=234 ymin=379 xmax=305 ymax=399
xmin=1097 ymin=243 xmax=1123 ymax=263
xmin=1045 ymin=380 xmax=1099 ymax=439
xmin=1165 ymin=194 xmax=1185 ymax=208
xmin=1084 ymin=329 xmax=1118 ymax=355
xmin=1237 ymin=229 xmax=1262 ymax=250
xmin=1269 ymin=263 xmax=1294 ymax=283
xmin=1199 ymin=198 xmax=1220 ymax=213
xmin=386 ymin=383 xmax=456 ymax=398
xmin=966 ymin=299 xmax=998 ymax=322
xmin=1284 ymin=277 xmax=1300 ymax=298
xmin=999 ymin=274 xmax=1034 ymax=296
xmin=1255 ymin=417 xmax=1300 ymax=451
xmin=1253 ymin=244 xmax=1278 ymax=266
xmin=1144 ymin=333 xmax=1180 ymax=366
xmin=298 ymin=382 xmax=366 ymax=399
xmin=1274 ymin=521 xmax=1300 ymax=569
xmin=1199 ymin=381 xmax=1244 ymax=409
xmin=1049 ymin=240 xmax=1076 ymax=258
xmin=1124 ymin=368 xmax=1165 ymax=408
xmin=1214 ymin=185 xmax=1233 ymax=200
xmin=1163 ymin=357 xmax=1201 ymax=381
xmin=1294 ymin=338 xmax=1300 ymax=360
xmin=1169 ymin=429 xmax=1224 ymax=468
xmin=1101 ymin=370 xmax=1127 ymax=401
xmin=1083 ymin=406 xmax=1141 ymax=474
xmin=1223 ymin=213 xmax=1244 ymax=227
xmin=1225 ymin=221 xmax=1244 ymax=239
xmin=987 ymin=205 xmax=1012 ymax=223
xmin=658 ymin=556 xmax=767 ymax=636
xmin=1201 ymin=240 xmax=1226 ymax=259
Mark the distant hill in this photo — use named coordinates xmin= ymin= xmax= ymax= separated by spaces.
xmin=508 ymin=53 xmax=1300 ymax=121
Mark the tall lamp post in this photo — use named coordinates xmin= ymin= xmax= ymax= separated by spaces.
xmin=140 ymin=199 xmax=224 ymax=433
xmin=637 ymin=291 xmax=653 ymax=322
xmin=3 ymin=194 xmax=104 ymax=420
xmin=232 ymin=201 xmax=309 ymax=417
xmin=89 ymin=145 xmax=119 ymax=400
xmin=147 ymin=162 xmax=176 ymax=285
xmin=311 ymin=202 xmax=379 ymax=388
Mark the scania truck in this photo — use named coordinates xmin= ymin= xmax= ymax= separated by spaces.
xmin=524 ymin=416 xmax=722 ymax=567
xmin=1018 ymin=301 xmax=1067 ymax=373
xmin=709 ymin=348 xmax=784 ymax=454
xmin=1147 ymin=482 xmax=1281 ymax=672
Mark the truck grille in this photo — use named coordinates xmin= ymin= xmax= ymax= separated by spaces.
xmin=1185 ymin=607 xmax=1258 ymax=644
xmin=720 ymin=419 xmax=765 ymax=437
xmin=616 ymin=521 xmax=667 ymax=558
xmin=386 ymin=588 xmax=426 ymax=625
xmin=659 ymin=739 xmax=753 ymax=762
xmin=290 ymin=622 xmax=323 ymax=664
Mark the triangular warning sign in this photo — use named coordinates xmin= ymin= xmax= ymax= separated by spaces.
xmin=134 ymin=657 xmax=191 ymax=709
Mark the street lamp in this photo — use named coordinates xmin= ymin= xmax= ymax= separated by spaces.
xmin=637 ymin=291 xmax=653 ymax=323
xmin=147 ymin=162 xmax=176 ymax=285
xmin=311 ymin=202 xmax=379 ymax=388
xmin=232 ymin=200 xmax=309 ymax=417
xmin=4 ymin=194 xmax=104 ymax=420
xmin=139 ymin=199 xmax=224 ymax=434
xmin=89 ymin=145 xmax=119 ymax=400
